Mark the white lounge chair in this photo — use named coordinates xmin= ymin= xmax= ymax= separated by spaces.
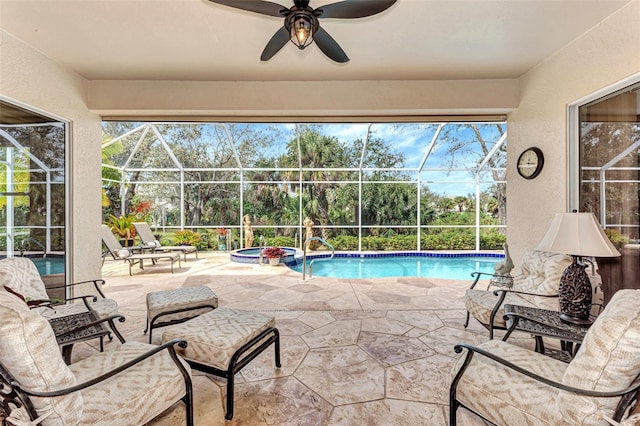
xmin=101 ymin=225 xmax=181 ymax=275
xmin=133 ymin=222 xmax=198 ymax=262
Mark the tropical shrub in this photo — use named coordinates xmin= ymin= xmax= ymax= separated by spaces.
xmin=173 ymin=230 xmax=201 ymax=246
xmin=327 ymin=235 xmax=358 ymax=250
xmin=268 ymin=236 xmax=296 ymax=248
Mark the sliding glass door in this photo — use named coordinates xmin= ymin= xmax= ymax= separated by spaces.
xmin=0 ymin=100 xmax=67 ymax=285
xmin=577 ymin=81 xmax=640 ymax=304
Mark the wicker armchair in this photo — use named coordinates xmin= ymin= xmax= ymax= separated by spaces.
xmin=450 ymin=289 xmax=640 ymax=426
xmin=0 ymin=290 xmax=193 ymax=425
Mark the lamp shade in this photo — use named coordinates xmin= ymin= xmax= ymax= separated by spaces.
xmin=535 ymin=212 xmax=621 ymax=257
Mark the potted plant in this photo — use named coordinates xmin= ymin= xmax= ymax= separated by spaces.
xmin=263 ymin=246 xmax=286 ymax=265
xmin=106 ymin=214 xmax=137 ymax=246
xmin=215 ymin=228 xmax=228 ymax=251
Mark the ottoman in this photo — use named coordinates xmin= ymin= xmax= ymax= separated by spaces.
xmin=161 ymin=308 xmax=281 ymax=420
xmin=145 ymin=286 xmax=218 ymax=343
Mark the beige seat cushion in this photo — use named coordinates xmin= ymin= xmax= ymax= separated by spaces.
xmin=35 ymin=298 xmax=119 ymax=320
xmin=147 ymin=286 xmax=218 ymax=324
xmin=451 ymin=339 xmax=568 ymax=425
xmin=0 ymin=290 xmax=83 ymax=425
xmin=68 ymin=341 xmax=191 ymax=425
xmin=162 ymin=308 xmax=275 ymax=370
xmin=464 ymin=288 xmax=560 ymax=328
xmin=560 ymin=289 xmax=640 ymax=424
xmin=0 ymin=257 xmax=118 ymax=320
xmin=0 ymin=257 xmax=50 ymax=300
xmin=511 ymin=250 xmax=572 ymax=296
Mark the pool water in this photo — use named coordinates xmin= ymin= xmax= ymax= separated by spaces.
xmin=30 ymin=257 xmax=65 ymax=275
xmin=287 ymin=254 xmax=501 ymax=280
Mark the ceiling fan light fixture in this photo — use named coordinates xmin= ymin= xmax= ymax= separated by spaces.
xmin=288 ymin=12 xmax=315 ymax=49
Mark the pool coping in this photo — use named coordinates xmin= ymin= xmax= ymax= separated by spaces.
xmin=231 ymin=249 xmax=504 ymax=265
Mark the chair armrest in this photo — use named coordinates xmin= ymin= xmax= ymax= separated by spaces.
xmin=493 ymin=288 xmax=559 ymax=298
xmin=54 ymin=314 xmax=126 ymax=341
xmin=470 ymin=272 xmax=494 ymax=289
xmin=63 ymin=294 xmax=99 ymax=311
xmin=469 ymin=272 xmax=512 ymax=290
xmin=451 ymin=342 xmax=640 ymax=421
xmin=48 ymin=279 xmax=107 ymax=298
xmin=11 ymin=339 xmax=190 ymax=398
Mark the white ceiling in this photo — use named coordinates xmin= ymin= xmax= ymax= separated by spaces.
xmin=0 ymin=0 xmax=631 ymax=82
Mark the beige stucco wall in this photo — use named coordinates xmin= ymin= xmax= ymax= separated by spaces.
xmin=88 ymin=79 xmax=519 ymax=117
xmin=0 ymin=30 xmax=103 ymax=282
xmin=506 ymin=0 xmax=640 ymax=263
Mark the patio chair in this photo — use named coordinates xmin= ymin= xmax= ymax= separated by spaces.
xmin=450 ymin=289 xmax=640 ymax=426
xmin=101 ymin=224 xmax=181 ymax=275
xmin=133 ymin=221 xmax=198 ymax=262
xmin=0 ymin=256 xmax=125 ymax=343
xmin=0 ymin=290 xmax=194 ymax=426
xmin=464 ymin=249 xmax=573 ymax=339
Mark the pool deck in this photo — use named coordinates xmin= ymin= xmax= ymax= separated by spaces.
xmin=73 ymin=251 xmax=535 ymax=425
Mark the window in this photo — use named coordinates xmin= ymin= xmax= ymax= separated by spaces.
xmin=102 ymin=121 xmax=507 ymax=251
xmin=573 ymin=79 xmax=640 ymax=304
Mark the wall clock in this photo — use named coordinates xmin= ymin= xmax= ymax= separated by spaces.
xmin=517 ymin=147 xmax=544 ymax=179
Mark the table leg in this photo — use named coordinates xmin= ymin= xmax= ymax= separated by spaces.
xmin=61 ymin=344 xmax=73 ymax=365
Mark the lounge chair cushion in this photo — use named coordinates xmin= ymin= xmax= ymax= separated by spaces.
xmin=68 ymin=341 xmax=191 ymax=425
xmin=464 ymin=250 xmax=571 ymax=332
xmin=560 ymin=289 xmax=640 ymax=423
xmin=0 ymin=257 xmax=119 ymax=320
xmin=0 ymin=290 xmax=83 ymax=425
xmin=451 ymin=339 xmax=567 ymax=425
xmin=162 ymin=308 xmax=276 ymax=370
xmin=465 ymin=288 xmax=561 ymax=329
xmin=0 ymin=257 xmax=50 ymax=300
xmin=509 ymin=250 xmax=572 ymax=296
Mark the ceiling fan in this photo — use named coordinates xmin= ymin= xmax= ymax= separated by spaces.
xmin=206 ymin=0 xmax=397 ymax=63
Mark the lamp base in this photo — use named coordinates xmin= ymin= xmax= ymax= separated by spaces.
xmin=559 ymin=313 xmax=593 ymax=326
xmin=558 ymin=260 xmax=592 ymax=324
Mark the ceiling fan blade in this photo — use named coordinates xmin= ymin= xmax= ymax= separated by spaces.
xmin=260 ymin=26 xmax=291 ymax=61
xmin=207 ymin=0 xmax=287 ymax=17
xmin=316 ymin=0 xmax=397 ymax=19
xmin=313 ymin=27 xmax=349 ymax=63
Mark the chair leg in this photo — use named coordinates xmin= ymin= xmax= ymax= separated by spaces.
xmin=184 ymin=382 xmax=194 ymax=426
xmin=464 ymin=312 xmax=470 ymax=328
xmin=107 ymin=318 xmax=126 ymax=343
xmin=225 ymin=365 xmax=235 ymax=420
xmin=450 ymin=401 xmax=458 ymax=426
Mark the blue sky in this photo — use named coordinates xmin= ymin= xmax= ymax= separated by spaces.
xmin=107 ymin=121 xmax=506 ymax=197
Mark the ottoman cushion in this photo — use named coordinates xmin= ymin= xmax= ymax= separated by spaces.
xmin=161 ymin=308 xmax=276 ymax=370
xmin=147 ymin=286 xmax=218 ymax=325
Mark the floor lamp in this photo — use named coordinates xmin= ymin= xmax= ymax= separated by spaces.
xmin=535 ymin=212 xmax=620 ymax=324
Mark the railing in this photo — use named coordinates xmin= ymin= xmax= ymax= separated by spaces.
xmin=258 ymin=235 xmax=267 ymax=265
xmin=303 ymin=237 xmax=334 ymax=280
xmin=19 ymin=237 xmax=46 ymax=258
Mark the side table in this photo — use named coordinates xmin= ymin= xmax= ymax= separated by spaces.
xmin=502 ymin=304 xmax=592 ymax=362
xmin=48 ymin=310 xmax=111 ymax=364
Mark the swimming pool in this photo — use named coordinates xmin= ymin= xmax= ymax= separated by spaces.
xmin=29 ymin=257 xmax=65 ymax=276
xmin=287 ymin=253 xmax=502 ymax=280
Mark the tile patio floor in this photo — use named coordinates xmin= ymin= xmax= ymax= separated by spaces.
xmin=75 ymin=252 xmax=538 ymax=425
